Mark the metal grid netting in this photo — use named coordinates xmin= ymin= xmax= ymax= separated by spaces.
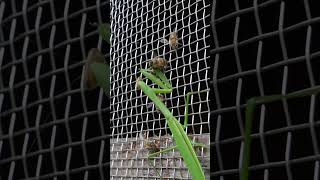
xmin=110 ymin=0 xmax=211 ymax=179
xmin=211 ymin=0 xmax=320 ymax=179
xmin=0 ymin=0 xmax=110 ymax=179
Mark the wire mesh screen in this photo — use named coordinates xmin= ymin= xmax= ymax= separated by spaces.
xmin=110 ymin=0 xmax=211 ymax=179
xmin=211 ymin=0 xmax=320 ymax=179
xmin=0 ymin=0 xmax=110 ymax=179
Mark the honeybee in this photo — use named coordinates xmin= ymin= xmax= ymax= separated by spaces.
xmin=145 ymin=139 xmax=161 ymax=154
xmin=160 ymin=28 xmax=180 ymax=49
xmin=141 ymin=132 xmax=161 ymax=154
xmin=83 ymin=48 xmax=106 ymax=90
xmin=150 ymin=57 xmax=167 ymax=70
xmin=168 ymin=31 xmax=179 ymax=49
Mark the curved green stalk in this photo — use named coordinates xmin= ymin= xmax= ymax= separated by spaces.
xmin=241 ymin=85 xmax=320 ymax=180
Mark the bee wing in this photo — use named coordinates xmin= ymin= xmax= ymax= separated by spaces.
xmin=160 ymin=38 xmax=169 ymax=44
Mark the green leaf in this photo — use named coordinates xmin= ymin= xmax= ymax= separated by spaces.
xmin=90 ymin=62 xmax=110 ymax=97
xmin=98 ymin=23 xmax=111 ymax=44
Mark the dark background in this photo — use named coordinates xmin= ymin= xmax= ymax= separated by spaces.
xmin=0 ymin=0 xmax=110 ymax=179
xmin=210 ymin=0 xmax=320 ymax=180
xmin=1 ymin=0 xmax=320 ymax=180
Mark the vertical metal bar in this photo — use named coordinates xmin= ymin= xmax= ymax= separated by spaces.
xmin=258 ymin=106 xmax=269 ymax=177
xmin=314 ymin=161 xmax=319 ymax=180
xmin=0 ymin=2 xmax=5 ymax=42
xmin=35 ymin=56 xmax=43 ymax=99
xmin=285 ymin=132 xmax=293 ymax=180
xmin=49 ymin=25 xmax=57 ymax=70
xmin=236 ymin=78 xmax=244 ymax=135
xmin=35 ymin=105 xmax=44 ymax=151
xmin=50 ymin=125 xmax=57 ymax=172
xmin=64 ymin=96 xmax=72 ymax=143
xmin=64 ymin=0 xmax=71 ymax=40
xmin=0 ymin=47 xmax=4 ymax=88
xmin=35 ymin=154 xmax=42 ymax=178
xmin=22 ymin=85 xmax=29 ymax=128
xmin=22 ymin=37 xmax=30 ymax=79
xmin=215 ymin=115 xmax=224 ymax=172
xmin=0 ymin=94 xmax=3 ymax=135
xmin=305 ymin=26 xmax=315 ymax=86
xmin=8 ymin=161 xmax=15 ymax=180
xmin=22 ymin=133 xmax=29 ymax=178
xmin=49 ymin=0 xmax=56 ymax=20
xmin=9 ymin=19 xmax=17 ymax=62
xmin=22 ymin=0 xmax=29 ymax=32
xmin=9 ymin=113 xmax=16 ymax=156
xmin=35 ymin=7 xmax=43 ymax=51
xmin=9 ymin=66 xmax=16 ymax=108
xmin=65 ymin=147 xmax=72 ymax=180
xmin=64 ymin=45 xmax=72 ymax=90
xmin=233 ymin=17 xmax=242 ymax=73
xmin=98 ymin=140 xmax=106 ymax=180
xmin=49 ymin=75 xmax=57 ymax=121
xmin=81 ymin=117 xmax=88 ymax=165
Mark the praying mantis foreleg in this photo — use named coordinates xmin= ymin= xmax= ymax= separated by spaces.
xmin=147 ymin=142 xmax=207 ymax=179
xmin=137 ymin=68 xmax=208 ymax=179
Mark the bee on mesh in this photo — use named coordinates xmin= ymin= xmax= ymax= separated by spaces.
xmin=140 ymin=132 xmax=161 ymax=154
xmin=145 ymin=138 xmax=161 ymax=154
xmin=135 ymin=55 xmax=167 ymax=90
xmin=150 ymin=56 xmax=168 ymax=71
xmin=160 ymin=27 xmax=180 ymax=50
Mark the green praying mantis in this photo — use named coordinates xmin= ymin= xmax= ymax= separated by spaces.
xmin=95 ymin=23 xmax=208 ymax=179
xmin=135 ymin=64 xmax=208 ymax=179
